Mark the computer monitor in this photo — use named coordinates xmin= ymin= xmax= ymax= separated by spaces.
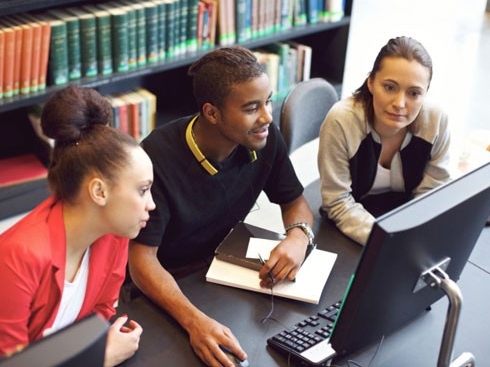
xmin=330 ymin=161 xmax=490 ymax=361
xmin=0 ymin=314 xmax=109 ymax=367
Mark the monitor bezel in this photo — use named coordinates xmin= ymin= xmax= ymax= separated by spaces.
xmin=0 ymin=313 xmax=109 ymax=367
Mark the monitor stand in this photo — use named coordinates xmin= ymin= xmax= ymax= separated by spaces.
xmin=417 ymin=258 xmax=475 ymax=367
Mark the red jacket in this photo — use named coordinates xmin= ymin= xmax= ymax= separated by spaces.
xmin=0 ymin=197 xmax=128 ymax=356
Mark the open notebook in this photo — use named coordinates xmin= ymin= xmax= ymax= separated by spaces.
xmin=206 ymin=222 xmax=337 ymax=304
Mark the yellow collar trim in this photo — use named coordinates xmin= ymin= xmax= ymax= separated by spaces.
xmin=185 ymin=115 xmax=257 ymax=176
xmin=185 ymin=115 xmax=218 ymax=175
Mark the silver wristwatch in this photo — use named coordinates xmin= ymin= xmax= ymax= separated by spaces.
xmin=285 ymin=222 xmax=316 ymax=255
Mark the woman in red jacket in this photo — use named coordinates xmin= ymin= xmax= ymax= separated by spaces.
xmin=0 ymin=85 xmax=155 ymax=366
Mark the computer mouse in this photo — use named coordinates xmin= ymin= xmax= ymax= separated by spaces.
xmin=220 ymin=346 xmax=250 ymax=367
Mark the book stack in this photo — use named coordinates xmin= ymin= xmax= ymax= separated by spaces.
xmin=105 ymin=87 xmax=157 ymax=142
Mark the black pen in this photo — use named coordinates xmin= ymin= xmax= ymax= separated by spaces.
xmin=257 ymin=253 xmax=275 ymax=284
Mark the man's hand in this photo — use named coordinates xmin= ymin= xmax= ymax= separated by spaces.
xmin=258 ymin=231 xmax=307 ymax=288
xmin=187 ymin=312 xmax=247 ymax=367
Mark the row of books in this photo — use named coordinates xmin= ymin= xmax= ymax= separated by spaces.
xmin=225 ymin=0 xmax=346 ymax=45
xmin=254 ymin=41 xmax=312 ymax=100
xmin=0 ymin=14 xmax=51 ymax=98
xmin=106 ymin=87 xmax=157 ymax=142
xmin=0 ymin=0 xmax=344 ymax=95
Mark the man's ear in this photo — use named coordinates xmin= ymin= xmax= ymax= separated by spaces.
xmin=202 ymin=102 xmax=219 ymax=125
xmin=88 ymin=178 xmax=108 ymax=206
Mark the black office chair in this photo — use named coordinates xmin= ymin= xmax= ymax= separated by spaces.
xmin=279 ymin=78 xmax=339 ymax=155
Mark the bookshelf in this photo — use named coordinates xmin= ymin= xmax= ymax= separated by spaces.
xmin=0 ymin=0 xmax=353 ymax=218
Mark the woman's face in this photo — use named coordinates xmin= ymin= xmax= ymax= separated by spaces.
xmin=367 ymin=56 xmax=431 ymax=136
xmin=103 ymin=146 xmax=156 ymax=239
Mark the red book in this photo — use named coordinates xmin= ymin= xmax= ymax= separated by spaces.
xmin=0 ymin=19 xmax=23 ymax=95
xmin=1 ymin=25 xmax=15 ymax=98
xmin=120 ymin=93 xmax=142 ymax=141
xmin=0 ymin=154 xmax=48 ymax=187
xmin=18 ymin=23 xmax=33 ymax=95
xmin=0 ymin=29 xmax=4 ymax=98
xmin=15 ymin=14 xmax=42 ymax=93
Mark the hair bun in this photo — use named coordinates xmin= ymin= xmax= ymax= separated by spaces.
xmin=41 ymin=85 xmax=112 ymax=145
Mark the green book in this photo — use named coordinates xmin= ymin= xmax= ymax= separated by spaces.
xmin=186 ymin=0 xmax=198 ymax=53
xmin=265 ymin=42 xmax=291 ymax=99
xmin=176 ymin=0 xmax=187 ymax=56
xmin=293 ymin=0 xmax=308 ymax=27
xmin=98 ymin=2 xmax=131 ymax=73
xmin=164 ymin=0 xmax=177 ymax=58
xmin=83 ymin=5 xmax=113 ymax=76
xmin=235 ymin=0 xmax=247 ymax=43
xmin=142 ymin=1 xmax=158 ymax=64
xmin=65 ymin=7 xmax=98 ymax=78
xmin=109 ymin=1 xmax=137 ymax=70
xmin=124 ymin=5 xmax=138 ymax=69
xmin=34 ymin=13 xmax=69 ymax=86
xmin=47 ymin=10 xmax=81 ymax=81
xmin=130 ymin=2 xmax=147 ymax=67
xmin=153 ymin=0 xmax=167 ymax=61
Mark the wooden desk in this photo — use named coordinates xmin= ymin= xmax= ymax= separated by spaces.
xmin=118 ymin=181 xmax=490 ymax=366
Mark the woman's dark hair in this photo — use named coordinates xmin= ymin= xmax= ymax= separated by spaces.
xmin=41 ymin=85 xmax=139 ymax=202
xmin=187 ymin=46 xmax=266 ymax=112
xmin=353 ymin=36 xmax=433 ymax=126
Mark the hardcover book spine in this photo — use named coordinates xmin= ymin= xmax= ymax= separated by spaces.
xmin=47 ymin=19 xmax=69 ymax=86
xmin=119 ymin=4 xmax=138 ymax=70
xmin=110 ymin=9 xmax=130 ymax=73
xmin=0 ymin=29 xmax=4 ymax=98
xmin=65 ymin=15 xmax=82 ymax=80
xmin=186 ymin=0 xmax=199 ymax=53
xmin=96 ymin=11 xmax=113 ymax=76
xmin=48 ymin=10 xmax=82 ymax=81
xmin=133 ymin=4 xmax=147 ymax=67
xmin=245 ymin=0 xmax=252 ymax=39
xmin=28 ymin=21 xmax=42 ymax=92
xmin=125 ymin=7 xmax=138 ymax=70
xmin=135 ymin=87 xmax=157 ymax=134
xmin=177 ymin=0 xmax=188 ymax=55
xmin=25 ymin=14 xmax=53 ymax=91
xmin=36 ymin=20 xmax=51 ymax=90
xmin=1 ymin=27 xmax=15 ymax=97
xmin=154 ymin=0 xmax=167 ymax=61
xmin=143 ymin=1 xmax=159 ymax=64
xmin=10 ymin=23 xmax=22 ymax=95
xmin=19 ymin=24 xmax=33 ymax=95
xmin=197 ymin=1 xmax=205 ymax=49
xmin=235 ymin=0 xmax=247 ymax=43
xmin=15 ymin=14 xmax=43 ymax=93
xmin=143 ymin=1 xmax=158 ymax=64
xmin=165 ymin=0 xmax=177 ymax=58
xmin=79 ymin=14 xmax=97 ymax=77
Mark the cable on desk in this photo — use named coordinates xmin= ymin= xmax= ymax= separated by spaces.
xmin=330 ymin=335 xmax=385 ymax=367
xmin=260 ymin=284 xmax=276 ymax=324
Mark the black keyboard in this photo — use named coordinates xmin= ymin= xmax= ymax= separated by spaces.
xmin=267 ymin=300 xmax=342 ymax=366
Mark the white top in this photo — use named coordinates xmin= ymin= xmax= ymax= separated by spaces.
xmin=368 ymin=164 xmax=391 ymax=195
xmin=43 ymin=247 xmax=90 ymax=337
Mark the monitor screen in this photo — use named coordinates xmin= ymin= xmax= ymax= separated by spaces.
xmin=330 ymin=161 xmax=490 ymax=358
xmin=0 ymin=314 xmax=109 ymax=367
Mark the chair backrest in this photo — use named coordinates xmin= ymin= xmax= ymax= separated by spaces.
xmin=279 ymin=78 xmax=339 ymax=154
